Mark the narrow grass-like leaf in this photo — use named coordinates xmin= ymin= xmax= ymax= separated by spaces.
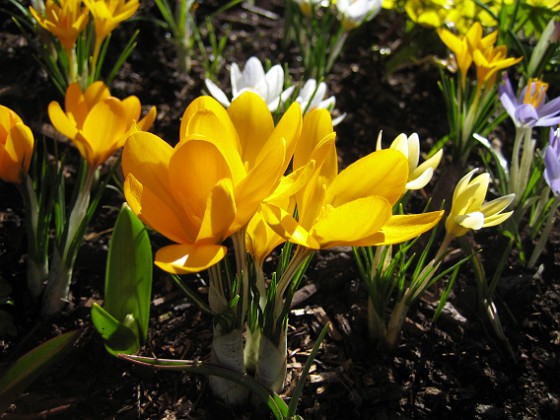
xmin=0 ymin=330 xmax=80 ymax=413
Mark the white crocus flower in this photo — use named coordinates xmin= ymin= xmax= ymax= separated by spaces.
xmin=205 ymin=56 xmax=294 ymax=112
xmin=377 ymin=132 xmax=443 ymax=191
xmin=336 ymin=0 xmax=382 ymax=31
xmin=295 ymin=79 xmax=346 ymax=125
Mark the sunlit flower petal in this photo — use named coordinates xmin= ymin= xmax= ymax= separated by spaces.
xmin=155 ymin=244 xmax=228 ymax=275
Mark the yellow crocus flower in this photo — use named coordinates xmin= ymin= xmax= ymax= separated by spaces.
xmin=83 ymin=0 xmax=139 ymax=63
xmin=473 ymin=44 xmax=523 ymax=87
xmin=48 ymin=81 xmax=156 ymax=168
xmin=438 ymin=22 xmax=484 ymax=87
xmin=445 ymin=169 xmax=515 ymax=238
xmin=263 ymin=109 xmax=444 ymax=250
xmin=29 ymin=0 xmax=89 ymax=55
xmin=122 ymin=93 xmax=302 ymax=274
xmin=0 ymin=106 xmax=34 ymax=184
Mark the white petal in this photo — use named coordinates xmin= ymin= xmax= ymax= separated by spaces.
xmin=205 ymin=79 xmax=231 ymax=107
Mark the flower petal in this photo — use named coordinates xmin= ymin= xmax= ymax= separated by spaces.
xmin=311 ymin=196 xmax=392 ymax=248
xmin=196 ymin=177 xmax=237 ymax=243
xmin=155 ymin=244 xmax=228 ymax=275
xmin=373 ymin=211 xmax=444 ymax=245
xmin=124 ymin=173 xmax=193 ymax=244
xmin=261 ymin=202 xmax=320 ymax=249
xmin=326 ymin=149 xmax=407 ymax=207
xmin=227 ymin=92 xmax=274 ymax=167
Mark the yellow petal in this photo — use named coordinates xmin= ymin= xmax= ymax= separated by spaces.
xmin=234 ymin=136 xmax=286 ymax=228
xmin=169 ymin=139 xmax=233 ymax=221
xmin=261 ymin=203 xmax=320 ymax=249
xmin=48 ymin=101 xmax=79 ymax=140
xmin=227 ymin=91 xmax=274 ymax=166
xmin=265 ymin=161 xmax=316 ymax=203
xmin=81 ymin=97 xmax=128 ymax=166
xmin=196 ymin=178 xmax=237 ymax=243
xmin=124 ymin=173 xmax=194 ymax=244
xmin=155 ymin=243 xmax=228 ymax=275
xmin=326 ymin=149 xmax=407 ymax=207
xmin=136 ymin=106 xmax=157 ymax=132
xmin=256 ymin=101 xmax=302 ymax=174
xmin=311 ymin=196 xmax=392 ymax=248
xmin=1 ymin=123 xmax=34 ymax=183
xmin=294 ymin=108 xmax=334 ymax=171
xmin=83 ymin=81 xmax=110 ymax=110
xmin=121 ymin=96 xmax=141 ymax=123
xmin=180 ymin=96 xmax=240 ymax=152
xmin=122 ymin=131 xmax=186 ymax=233
xmin=482 ymin=210 xmax=514 ymax=228
xmin=246 ymin=210 xmax=286 ymax=264
xmin=374 ymin=211 xmax=444 ymax=245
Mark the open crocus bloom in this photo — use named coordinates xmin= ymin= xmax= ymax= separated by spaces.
xmin=499 ymin=75 xmax=560 ymax=128
xmin=48 ymin=81 xmax=156 ymax=168
xmin=205 ymin=56 xmax=295 ymax=112
xmin=376 ymin=132 xmax=443 ymax=191
xmin=29 ymin=0 xmax=89 ymax=54
xmin=262 ymin=109 xmax=444 ymax=249
xmin=445 ymin=169 xmax=515 ymax=238
xmin=544 ymin=127 xmax=560 ymax=195
xmin=122 ymin=92 xmax=302 ymax=274
xmin=0 ymin=105 xmax=34 ymax=184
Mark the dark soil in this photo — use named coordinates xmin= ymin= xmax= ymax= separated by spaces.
xmin=1 ymin=1 xmax=559 ymax=419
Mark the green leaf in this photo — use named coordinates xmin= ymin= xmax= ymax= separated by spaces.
xmin=104 ymin=203 xmax=153 ymax=342
xmin=0 ymin=330 xmax=80 ymax=413
xmin=91 ymin=303 xmax=139 ymax=356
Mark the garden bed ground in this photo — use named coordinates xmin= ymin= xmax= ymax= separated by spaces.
xmin=1 ymin=1 xmax=559 ymax=418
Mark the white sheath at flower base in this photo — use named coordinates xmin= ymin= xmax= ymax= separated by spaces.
xmin=255 ymin=329 xmax=288 ymax=393
xmin=209 ymin=326 xmax=249 ymax=405
xmin=243 ymin=327 xmax=261 ymax=374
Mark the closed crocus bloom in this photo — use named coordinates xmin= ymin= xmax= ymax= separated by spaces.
xmin=544 ymin=127 xmax=560 ymax=195
xmin=83 ymin=0 xmax=139 ymax=47
xmin=377 ymin=132 xmax=443 ymax=191
xmin=263 ymin=109 xmax=444 ymax=249
xmin=0 ymin=106 xmax=34 ymax=184
xmin=122 ymin=93 xmax=302 ymax=274
xmin=246 ymin=197 xmax=292 ymax=268
xmin=48 ymin=81 xmax=156 ymax=168
xmin=337 ymin=0 xmax=382 ymax=31
xmin=29 ymin=0 xmax=89 ymax=54
xmin=445 ymin=169 xmax=515 ymax=238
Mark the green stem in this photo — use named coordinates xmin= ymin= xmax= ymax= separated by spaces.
xmin=41 ymin=165 xmax=95 ymax=317
xmin=367 ymin=296 xmax=387 ymax=343
xmin=17 ymin=175 xmax=48 ymax=298
xmin=528 ymin=195 xmax=560 ymax=268
xmin=384 ymin=298 xmax=409 ymax=350
xmin=273 ymin=245 xmax=312 ymax=321
xmin=232 ymin=228 xmax=249 ymax=326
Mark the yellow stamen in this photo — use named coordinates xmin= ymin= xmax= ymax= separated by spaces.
xmin=523 ymin=79 xmax=548 ymax=108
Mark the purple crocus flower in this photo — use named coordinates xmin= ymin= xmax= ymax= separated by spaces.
xmin=499 ymin=74 xmax=560 ymax=128
xmin=544 ymin=127 xmax=560 ymax=195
